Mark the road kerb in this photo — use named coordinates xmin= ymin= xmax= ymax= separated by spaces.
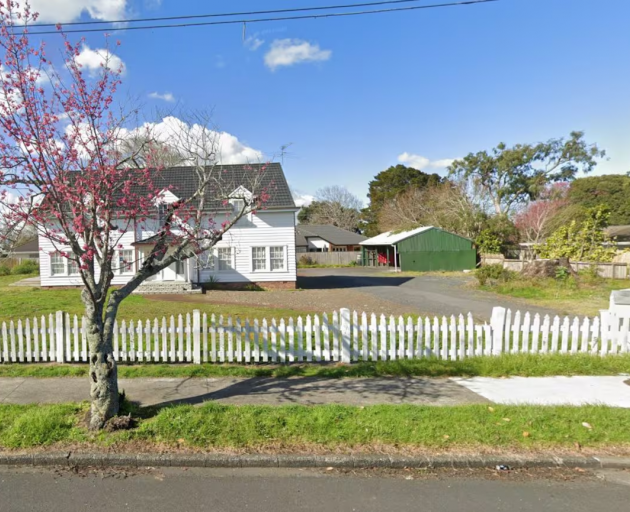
xmin=0 ymin=452 xmax=625 ymax=470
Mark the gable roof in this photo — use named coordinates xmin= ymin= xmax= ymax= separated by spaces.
xmin=11 ymin=238 xmax=38 ymax=253
xmin=360 ymin=226 xmax=434 ymax=246
xmin=136 ymin=163 xmax=296 ymax=211
xmin=296 ymin=225 xmax=367 ymax=246
xmin=296 ymin=231 xmax=308 ymax=247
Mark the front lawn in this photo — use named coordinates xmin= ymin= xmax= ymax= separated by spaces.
xmin=0 ymin=274 xmax=306 ymax=322
xmin=479 ymin=277 xmax=626 ymax=317
xmin=1 ymin=354 xmax=629 ymax=378
xmin=1 ymin=401 xmax=629 ymax=453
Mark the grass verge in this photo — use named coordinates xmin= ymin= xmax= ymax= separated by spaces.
xmin=479 ymin=277 xmax=627 ymax=317
xmin=1 ymin=402 xmax=629 ymax=452
xmin=1 ymin=354 xmax=629 ymax=378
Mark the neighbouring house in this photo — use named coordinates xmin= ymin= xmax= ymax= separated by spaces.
xmin=295 ymin=225 xmax=366 ymax=253
xmin=606 ymin=226 xmax=630 ymax=249
xmin=7 ymin=238 xmax=39 ymax=262
xmin=38 ymin=163 xmax=299 ymax=291
xmin=360 ymin=226 xmax=476 ymax=271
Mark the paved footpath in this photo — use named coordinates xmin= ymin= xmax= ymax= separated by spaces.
xmin=2 ymin=375 xmax=630 ymax=407
xmin=0 ymin=376 xmax=487 ymax=407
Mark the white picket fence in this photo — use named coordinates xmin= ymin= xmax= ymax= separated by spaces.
xmin=0 ymin=308 xmax=629 ymax=365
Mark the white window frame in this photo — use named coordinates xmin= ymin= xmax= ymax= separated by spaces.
xmin=50 ymin=252 xmax=66 ymax=276
xmin=249 ymin=245 xmax=288 ymax=273
xmin=117 ymin=249 xmax=135 ymax=275
xmin=252 ymin=246 xmax=267 ymax=272
xmin=270 ymin=246 xmax=286 ymax=272
xmin=217 ymin=247 xmax=234 ymax=272
xmin=68 ymin=258 xmax=80 ymax=276
xmin=50 ymin=252 xmax=82 ymax=276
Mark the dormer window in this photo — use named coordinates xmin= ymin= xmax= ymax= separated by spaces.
xmin=231 ymin=198 xmax=245 ymax=215
xmin=157 ymin=204 xmax=167 ymax=226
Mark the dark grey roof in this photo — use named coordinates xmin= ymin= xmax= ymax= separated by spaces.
xmin=11 ymin=238 xmax=38 ymax=253
xmin=297 ymin=225 xmax=366 ymax=246
xmin=296 ymin=231 xmax=308 ymax=247
xmin=137 ymin=163 xmax=296 ymax=210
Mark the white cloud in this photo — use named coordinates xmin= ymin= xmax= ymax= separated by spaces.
xmin=29 ymin=0 xmax=127 ymax=23
xmin=398 ymin=152 xmax=456 ymax=171
xmin=292 ymin=191 xmax=315 ymax=208
xmin=244 ymin=35 xmax=265 ymax=51
xmin=74 ymin=45 xmax=125 ymax=77
xmin=264 ymin=39 xmax=331 ymax=71
xmin=122 ymin=116 xmax=264 ymax=165
xmin=148 ymin=91 xmax=175 ymax=102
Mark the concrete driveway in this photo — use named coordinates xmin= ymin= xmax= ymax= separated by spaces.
xmin=298 ymin=268 xmax=562 ymax=319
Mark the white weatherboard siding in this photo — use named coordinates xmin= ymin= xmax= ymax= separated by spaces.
xmin=198 ymin=210 xmax=297 ymax=283
xmin=39 ymin=210 xmax=297 ymax=287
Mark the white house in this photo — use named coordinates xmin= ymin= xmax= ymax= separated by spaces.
xmin=38 ymin=164 xmax=299 ymax=291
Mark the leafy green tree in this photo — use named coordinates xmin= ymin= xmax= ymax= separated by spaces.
xmin=449 ymin=132 xmax=605 ymax=216
xmin=475 ymin=229 xmax=502 ymax=254
xmin=568 ymin=174 xmax=630 ymax=225
xmin=363 ymin=165 xmax=442 ymax=236
xmin=535 ymin=206 xmax=617 ymax=262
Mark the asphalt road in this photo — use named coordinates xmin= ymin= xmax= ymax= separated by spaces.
xmin=298 ymin=268 xmax=561 ymax=319
xmin=1 ymin=467 xmax=629 ymax=512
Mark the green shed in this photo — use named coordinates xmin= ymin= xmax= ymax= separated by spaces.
xmin=360 ymin=226 xmax=476 ymax=272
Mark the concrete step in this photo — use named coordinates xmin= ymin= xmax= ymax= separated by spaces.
xmin=133 ymin=282 xmax=202 ymax=295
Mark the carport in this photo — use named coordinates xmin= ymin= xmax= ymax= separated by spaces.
xmin=360 ymin=226 xmax=476 ymax=272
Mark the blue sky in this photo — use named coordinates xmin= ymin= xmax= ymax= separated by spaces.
xmin=29 ymin=0 xmax=630 ymax=205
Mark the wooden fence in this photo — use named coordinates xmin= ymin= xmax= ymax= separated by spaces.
xmin=297 ymin=252 xmax=360 ymax=266
xmin=1 ymin=307 xmax=628 ymax=365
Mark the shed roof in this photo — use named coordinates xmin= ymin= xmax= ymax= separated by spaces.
xmin=606 ymin=225 xmax=630 ymax=238
xmin=360 ymin=226 xmax=434 ymax=246
xmin=297 ymin=225 xmax=366 ymax=246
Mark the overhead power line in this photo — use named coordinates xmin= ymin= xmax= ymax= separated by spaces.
xmin=24 ymin=0 xmax=468 ymax=27
xmin=25 ymin=0 xmax=499 ymax=36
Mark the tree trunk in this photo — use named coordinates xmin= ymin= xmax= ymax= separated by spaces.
xmin=83 ymin=293 xmax=119 ymax=430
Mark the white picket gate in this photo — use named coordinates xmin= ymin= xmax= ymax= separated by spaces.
xmin=0 ymin=307 xmax=628 ymax=365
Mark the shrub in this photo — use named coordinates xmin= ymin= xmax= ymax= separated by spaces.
xmin=298 ymin=255 xmax=315 ymax=266
xmin=555 ymin=266 xmax=570 ymax=281
xmin=0 ymin=264 xmax=11 ymax=276
xmin=11 ymin=260 xmax=39 ymax=275
xmin=476 ymin=264 xmax=515 ymax=286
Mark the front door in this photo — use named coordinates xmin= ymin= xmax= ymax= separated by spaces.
xmin=161 ymin=260 xmax=186 ymax=281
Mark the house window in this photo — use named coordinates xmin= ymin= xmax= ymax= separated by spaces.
xmin=199 ymin=251 xmax=214 ymax=271
xmin=118 ymin=250 xmax=134 ymax=274
xmin=270 ymin=246 xmax=285 ymax=271
xmin=217 ymin=247 xmax=233 ymax=271
xmin=157 ymin=204 xmax=167 ymax=226
xmin=68 ymin=258 xmax=80 ymax=275
xmin=176 ymin=259 xmax=185 ymax=276
xmin=231 ymin=199 xmax=245 ymax=215
xmin=50 ymin=252 xmax=65 ymax=276
xmin=252 ymin=247 xmax=266 ymax=271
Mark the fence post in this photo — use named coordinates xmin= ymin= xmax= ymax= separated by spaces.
xmin=55 ymin=311 xmax=65 ymax=363
xmin=490 ymin=307 xmax=506 ymax=356
xmin=340 ymin=308 xmax=351 ymax=363
xmin=193 ymin=310 xmax=201 ymax=365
